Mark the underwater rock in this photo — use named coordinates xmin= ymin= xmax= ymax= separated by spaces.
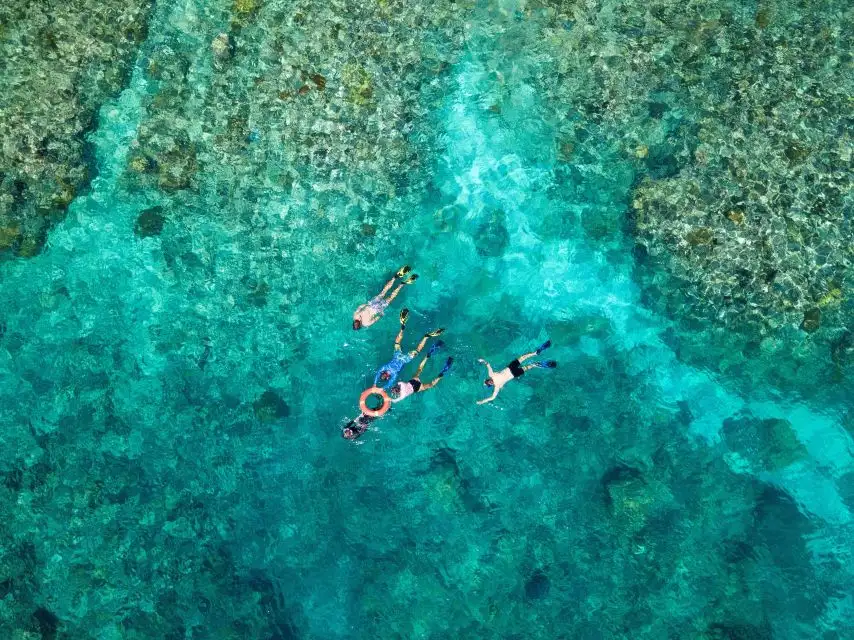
xmin=801 ymin=308 xmax=821 ymax=333
xmin=310 ymin=73 xmax=326 ymax=91
xmin=0 ymin=223 xmax=23 ymax=251
xmin=686 ymin=227 xmax=714 ymax=246
xmin=197 ymin=596 xmax=211 ymax=614
xmin=31 ymin=607 xmax=60 ymax=640
xmin=158 ymin=146 xmax=198 ymax=191
xmin=524 ymin=570 xmax=550 ymax=600
xmin=233 ymin=0 xmax=259 ymax=14
xmin=134 ymin=206 xmax=166 ymax=238
xmin=722 ymin=416 xmax=807 ymax=470
xmin=0 ymin=0 xmax=154 ymax=259
xmin=130 ymin=121 xmax=198 ymax=192
xmin=755 ymin=9 xmax=771 ymax=29
xmin=784 ymin=142 xmax=810 ymax=166
xmin=648 ymin=101 xmax=668 ymax=118
xmin=839 ymin=471 xmax=854 ymax=510
xmin=726 ymin=210 xmax=745 ymax=225
xmin=247 ymin=281 xmax=270 ymax=308
xmin=601 ymin=464 xmax=672 ymax=533
xmin=831 ymin=331 xmax=853 ymax=365
xmin=211 ymin=33 xmax=233 ymax=61
xmin=341 ymin=63 xmax=374 ymax=105
xmin=751 ymin=483 xmax=825 ymax=619
xmin=253 ymin=390 xmax=290 ymax=423
xmin=474 ymin=210 xmax=510 ymax=257
xmin=706 ymin=620 xmax=773 ymax=640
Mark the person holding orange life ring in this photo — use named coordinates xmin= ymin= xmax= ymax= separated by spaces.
xmin=342 ymin=387 xmax=391 ymax=440
xmin=342 ymin=413 xmax=374 ymax=440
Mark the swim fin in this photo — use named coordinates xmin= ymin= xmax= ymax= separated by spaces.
xmin=439 ymin=357 xmax=454 ymax=376
xmin=396 ymin=265 xmax=412 ymax=278
xmin=427 ymin=340 xmax=445 ymax=357
xmin=403 ymin=274 xmax=419 ymax=285
xmin=534 ymin=360 xmax=557 ymax=369
xmin=400 ymin=308 xmax=410 ymax=326
xmin=425 ymin=327 xmax=445 ymax=338
xmin=536 ymin=339 xmax=551 ymax=355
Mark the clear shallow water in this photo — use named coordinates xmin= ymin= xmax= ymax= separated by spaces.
xmin=1 ymin=2 xmax=852 ymax=639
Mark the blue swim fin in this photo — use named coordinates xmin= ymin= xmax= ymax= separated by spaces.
xmin=536 ymin=339 xmax=551 ymax=355
xmin=439 ymin=357 xmax=454 ymax=376
xmin=534 ymin=360 xmax=556 ymax=369
xmin=427 ymin=340 xmax=445 ymax=357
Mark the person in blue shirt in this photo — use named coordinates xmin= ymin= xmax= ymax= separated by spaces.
xmin=375 ymin=308 xmax=444 ymax=389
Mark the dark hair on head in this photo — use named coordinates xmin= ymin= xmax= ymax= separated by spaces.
xmin=484 ymin=377 xmax=494 ymax=387
xmin=353 ymin=319 xmax=362 ymax=329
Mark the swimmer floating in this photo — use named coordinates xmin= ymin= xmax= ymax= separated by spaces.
xmin=344 ymin=343 xmax=453 ymax=440
xmin=353 ymin=265 xmax=418 ymax=330
xmin=477 ymin=340 xmax=555 ymax=405
xmin=374 ymin=308 xmax=444 ymax=389
xmin=342 ymin=413 xmax=374 ymax=440
xmin=389 ymin=342 xmax=454 ymax=403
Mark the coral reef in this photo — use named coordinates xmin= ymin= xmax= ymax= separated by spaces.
xmin=531 ymin=0 xmax=852 ymax=325
xmin=517 ymin=0 xmax=854 ymax=401
xmin=125 ymin=0 xmax=473 ymax=209
xmin=0 ymin=0 xmax=154 ymax=258
xmin=0 ymin=1 xmax=850 ymax=638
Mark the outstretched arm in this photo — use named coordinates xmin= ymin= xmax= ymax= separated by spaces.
xmin=477 ymin=388 xmax=499 ymax=405
xmin=478 ymin=358 xmax=495 ymax=377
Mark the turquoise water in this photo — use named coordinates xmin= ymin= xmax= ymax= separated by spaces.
xmin=1 ymin=1 xmax=853 ymax=638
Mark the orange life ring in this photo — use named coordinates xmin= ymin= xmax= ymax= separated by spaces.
xmin=359 ymin=386 xmax=391 ymax=418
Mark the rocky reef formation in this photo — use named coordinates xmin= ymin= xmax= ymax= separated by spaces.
xmin=0 ymin=0 xmax=154 ymax=258
xmin=535 ymin=0 xmax=852 ymax=320
xmin=125 ymin=0 xmax=472 ymax=216
xmin=517 ymin=0 xmax=853 ymax=401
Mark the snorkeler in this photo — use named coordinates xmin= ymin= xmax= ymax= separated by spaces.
xmin=342 ymin=413 xmax=374 ymax=440
xmin=476 ymin=340 xmax=555 ymax=405
xmin=353 ymin=265 xmax=418 ymax=330
xmin=375 ymin=308 xmax=445 ymax=388
xmin=389 ymin=342 xmax=454 ymax=403
xmin=344 ymin=347 xmax=453 ymax=440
